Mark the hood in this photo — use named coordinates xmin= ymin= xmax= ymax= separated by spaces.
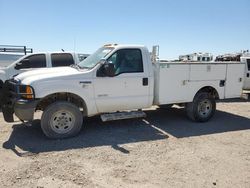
xmin=15 ymin=67 xmax=89 ymax=85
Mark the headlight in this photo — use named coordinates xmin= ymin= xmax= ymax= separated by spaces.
xmin=19 ymin=85 xmax=34 ymax=99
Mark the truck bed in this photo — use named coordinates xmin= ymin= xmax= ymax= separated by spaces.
xmin=153 ymin=62 xmax=245 ymax=105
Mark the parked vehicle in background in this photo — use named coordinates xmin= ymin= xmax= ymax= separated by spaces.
xmin=241 ymin=55 xmax=250 ymax=90
xmin=215 ymin=51 xmax=250 ymax=90
xmin=0 ymin=52 xmax=89 ymax=83
xmin=1 ymin=44 xmax=245 ymax=139
xmin=179 ymin=52 xmax=213 ymax=62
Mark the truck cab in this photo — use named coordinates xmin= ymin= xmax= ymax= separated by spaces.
xmin=93 ymin=45 xmax=153 ymax=113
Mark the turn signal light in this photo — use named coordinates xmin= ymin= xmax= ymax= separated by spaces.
xmin=25 ymin=86 xmax=33 ymax=99
xmin=19 ymin=85 xmax=34 ymax=99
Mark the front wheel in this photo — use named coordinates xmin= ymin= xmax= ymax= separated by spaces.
xmin=186 ymin=92 xmax=216 ymax=122
xmin=41 ymin=101 xmax=83 ymax=139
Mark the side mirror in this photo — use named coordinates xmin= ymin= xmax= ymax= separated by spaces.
xmin=14 ymin=62 xmax=22 ymax=70
xmin=103 ymin=62 xmax=115 ymax=77
xmin=15 ymin=59 xmax=30 ymax=70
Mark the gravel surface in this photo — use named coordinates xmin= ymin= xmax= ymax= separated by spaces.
xmin=0 ymin=100 xmax=250 ymax=188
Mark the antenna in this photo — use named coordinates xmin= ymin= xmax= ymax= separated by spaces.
xmin=73 ymin=36 xmax=76 ymax=53
xmin=73 ymin=36 xmax=78 ymax=63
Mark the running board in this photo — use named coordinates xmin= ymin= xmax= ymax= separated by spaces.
xmin=100 ymin=111 xmax=146 ymax=122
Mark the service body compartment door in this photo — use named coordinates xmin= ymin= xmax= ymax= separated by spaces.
xmin=190 ymin=64 xmax=226 ymax=81
xmin=158 ymin=63 xmax=190 ymax=104
xmin=225 ymin=63 xmax=245 ymax=98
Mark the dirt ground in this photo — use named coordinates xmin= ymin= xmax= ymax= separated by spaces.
xmin=0 ymin=100 xmax=250 ymax=188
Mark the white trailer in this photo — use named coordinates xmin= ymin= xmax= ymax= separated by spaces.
xmin=179 ymin=52 xmax=213 ymax=62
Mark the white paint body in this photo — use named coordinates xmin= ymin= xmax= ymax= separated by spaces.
xmin=15 ymin=45 xmax=245 ymax=117
xmin=0 ymin=52 xmax=88 ymax=82
xmin=153 ymin=62 xmax=245 ymax=105
xmin=240 ymin=56 xmax=250 ymax=90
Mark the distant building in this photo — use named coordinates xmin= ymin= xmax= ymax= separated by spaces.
xmin=179 ymin=52 xmax=213 ymax=62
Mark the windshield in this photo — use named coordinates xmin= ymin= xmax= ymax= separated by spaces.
xmin=0 ymin=53 xmax=24 ymax=68
xmin=78 ymin=47 xmax=114 ymax=69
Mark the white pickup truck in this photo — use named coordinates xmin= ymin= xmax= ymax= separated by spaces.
xmin=0 ymin=52 xmax=89 ymax=83
xmin=1 ymin=44 xmax=245 ymax=139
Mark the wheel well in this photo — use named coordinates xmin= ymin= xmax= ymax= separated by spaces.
xmin=195 ymin=86 xmax=219 ymax=100
xmin=36 ymin=92 xmax=88 ymax=116
xmin=0 ymin=80 xmax=3 ymax=89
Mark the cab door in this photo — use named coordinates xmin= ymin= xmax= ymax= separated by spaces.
xmin=93 ymin=48 xmax=150 ymax=113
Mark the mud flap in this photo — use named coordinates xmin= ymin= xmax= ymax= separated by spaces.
xmin=0 ymin=80 xmax=3 ymax=107
xmin=2 ymin=106 xmax=14 ymax=122
xmin=1 ymin=80 xmax=14 ymax=122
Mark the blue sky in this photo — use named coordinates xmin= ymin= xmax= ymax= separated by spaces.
xmin=0 ymin=0 xmax=249 ymax=59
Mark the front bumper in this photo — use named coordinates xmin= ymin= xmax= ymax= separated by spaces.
xmin=14 ymin=99 xmax=39 ymax=121
xmin=1 ymin=80 xmax=38 ymax=122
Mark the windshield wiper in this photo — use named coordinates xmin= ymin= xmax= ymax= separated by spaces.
xmin=79 ymin=66 xmax=91 ymax=69
xmin=71 ymin=63 xmax=93 ymax=70
xmin=70 ymin=64 xmax=81 ymax=69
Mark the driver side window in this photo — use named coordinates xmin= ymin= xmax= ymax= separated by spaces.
xmin=15 ymin=54 xmax=46 ymax=70
xmin=108 ymin=49 xmax=143 ymax=75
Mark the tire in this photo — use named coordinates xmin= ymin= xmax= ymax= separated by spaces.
xmin=186 ymin=92 xmax=216 ymax=122
xmin=41 ymin=101 xmax=83 ymax=139
xmin=0 ymin=80 xmax=3 ymax=107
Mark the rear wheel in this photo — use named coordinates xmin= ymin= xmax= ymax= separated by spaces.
xmin=41 ymin=101 xmax=83 ymax=139
xmin=186 ymin=92 xmax=216 ymax=122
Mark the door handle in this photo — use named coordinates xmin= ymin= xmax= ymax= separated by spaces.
xmin=247 ymin=73 xmax=250 ymax=78
xmin=79 ymin=81 xmax=92 ymax=84
xmin=143 ymin=78 xmax=148 ymax=86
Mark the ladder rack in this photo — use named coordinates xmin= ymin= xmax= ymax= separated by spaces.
xmin=0 ymin=45 xmax=33 ymax=55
